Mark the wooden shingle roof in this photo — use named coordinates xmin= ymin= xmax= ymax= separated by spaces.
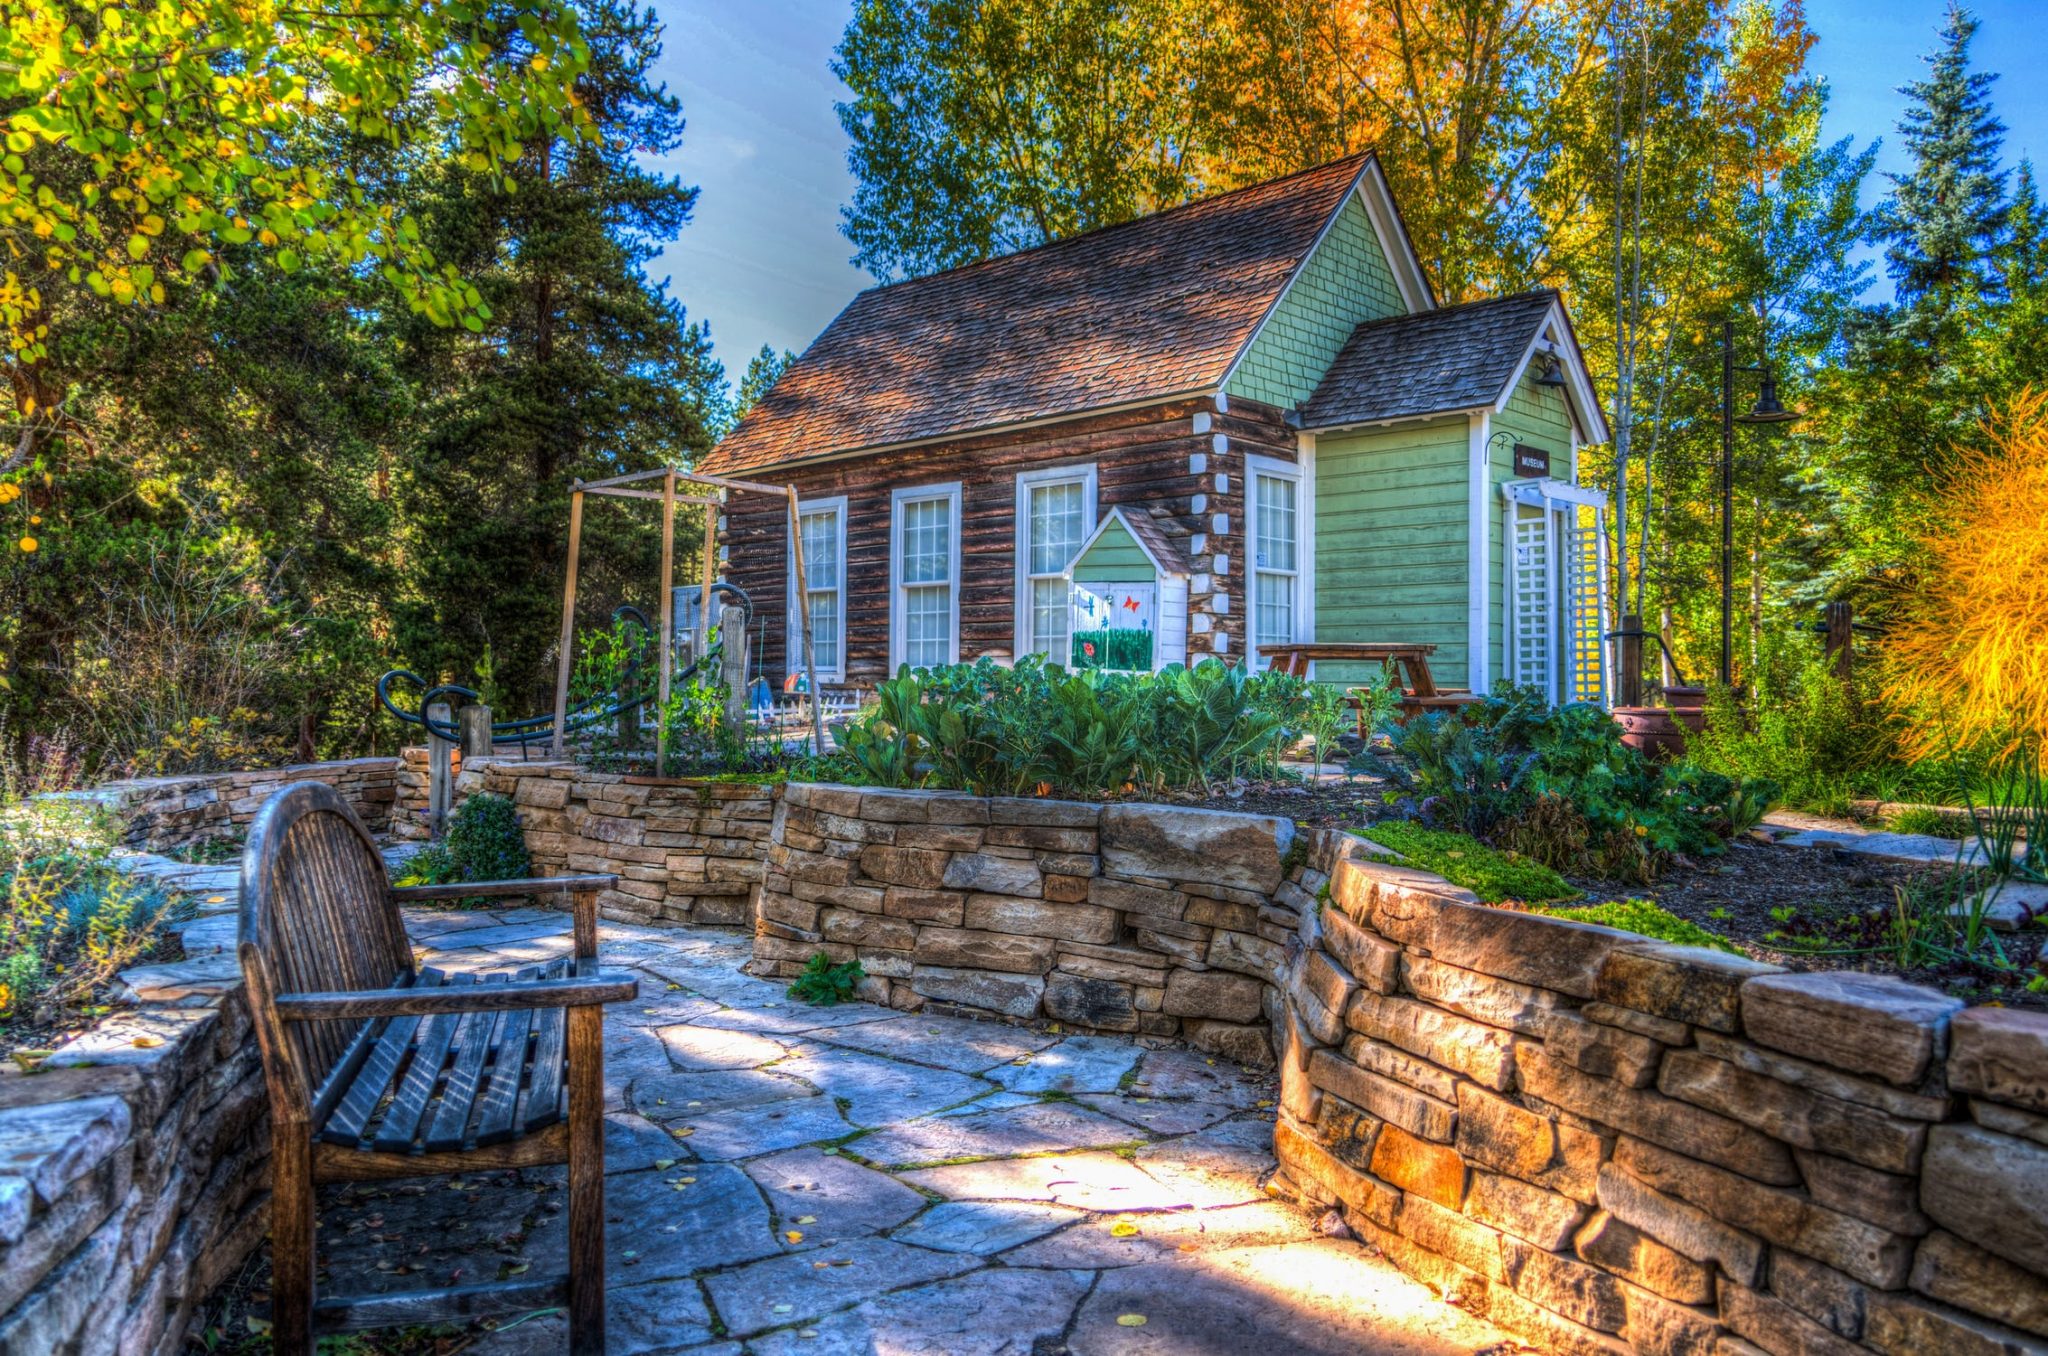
xmin=1299 ymin=290 xmax=1562 ymax=429
xmin=702 ymin=155 xmax=1376 ymax=477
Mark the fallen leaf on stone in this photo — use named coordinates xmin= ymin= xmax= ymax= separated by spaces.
xmin=799 ymin=1329 xmax=819 ymax=1339
xmin=206 ymin=895 xmax=226 ymax=904
xmin=653 ymin=1158 xmax=676 ymax=1170
xmin=132 ymin=1035 xmax=163 ymax=1048
xmin=667 ymin=983 xmax=681 ymax=990
xmin=795 ymin=1215 xmax=815 ymax=1224
xmin=672 ymin=1127 xmax=695 ymax=1138
xmin=505 ymin=1261 xmax=531 ymax=1276
xmin=773 ymin=1304 xmax=794 ymax=1315
xmin=785 ymin=1230 xmax=804 ymax=1243
xmin=1109 ymin=1220 xmax=1140 ymax=1238
xmin=1117 ymin=1314 xmax=1147 ymax=1327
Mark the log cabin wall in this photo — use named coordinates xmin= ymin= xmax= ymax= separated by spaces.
xmin=719 ymin=393 xmax=1299 ymax=687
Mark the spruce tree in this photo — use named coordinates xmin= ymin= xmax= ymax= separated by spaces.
xmin=393 ymin=0 xmax=728 ymax=713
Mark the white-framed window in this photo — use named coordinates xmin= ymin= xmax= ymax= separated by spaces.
xmin=890 ymin=482 xmax=961 ymax=670
xmin=1013 ymin=463 xmax=1097 ymax=663
xmin=788 ymin=495 xmax=846 ymax=682
xmin=1248 ymin=454 xmax=1304 ymax=667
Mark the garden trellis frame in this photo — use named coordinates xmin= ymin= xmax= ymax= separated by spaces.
xmin=549 ymin=467 xmax=825 ymax=766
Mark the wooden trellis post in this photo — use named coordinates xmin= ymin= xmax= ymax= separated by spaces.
xmin=550 ymin=488 xmax=586 ymax=759
xmin=657 ymin=469 xmax=677 ymax=773
xmin=786 ymin=488 xmax=826 ymax=757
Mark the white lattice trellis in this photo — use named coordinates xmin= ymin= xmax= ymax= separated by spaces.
xmin=1502 ymin=479 xmax=1610 ymax=706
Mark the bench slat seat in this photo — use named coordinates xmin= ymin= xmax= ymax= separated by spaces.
xmin=238 ymin=781 xmax=622 ymax=1352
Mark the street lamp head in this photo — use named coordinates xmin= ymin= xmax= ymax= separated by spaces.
xmin=1737 ymin=372 xmax=1800 ymax=426
xmin=1533 ymin=355 xmax=1566 ymax=388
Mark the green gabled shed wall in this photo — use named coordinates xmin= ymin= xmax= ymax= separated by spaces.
xmin=1071 ymin=519 xmax=1157 ymax=582
xmin=1486 ymin=365 xmax=1576 ymax=678
xmin=1312 ymin=416 xmax=1474 ymax=688
xmin=1226 ymin=193 xmax=1408 ymax=411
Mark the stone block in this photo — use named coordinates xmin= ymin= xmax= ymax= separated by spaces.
xmin=1348 ymin=990 xmax=1517 ymax=1091
xmin=0 ymin=1098 xmax=132 ymax=1203
xmin=856 ymin=788 xmax=936 ymax=822
xmin=1098 ymin=804 xmax=1293 ymax=892
xmin=1456 ymin=1084 xmax=1603 ymax=1205
xmin=1740 ymin=971 xmax=1964 ymax=1087
xmin=1308 ymin=1049 xmax=1457 ymax=1142
xmin=1085 ymin=876 xmax=1183 ymax=918
xmin=1042 ymin=973 xmax=1140 ymax=1033
xmin=1183 ymin=1019 xmax=1275 ymax=1068
xmin=1794 ymin=1149 xmax=1930 ymax=1236
xmin=819 ymin=909 xmax=917 ymax=951
xmin=857 ymin=845 xmax=950 ymax=889
xmin=1540 ymin=1009 xmax=1666 ymax=1089
xmin=881 ymin=887 xmax=965 ymax=925
xmin=961 ymin=894 xmax=1116 ymax=945
xmin=1206 ymin=928 xmax=1287 ymax=983
xmin=1768 ymin=1250 xmax=1871 ymax=1342
xmin=1402 ymin=954 xmax=1566 ymax=1037
xmin=891 ymin=823 xmax=988 ymax=852
xmin=1043 ymin=873 xmax=1092 ymax=904
xmin=943 ymin=853 xmax=1044 ymax=897
xmin=1970 ymin=1098 xmax=2048 ymax=1148
xmin=1657 ymin=1048 xmax=1927 ymax=1175
xmin=1501 ymin=1236 xmax=1629 ymax=1333
xmin=1572 ymin=1210 xmax=1714 ymax=1305
xmin=908 ymin=965 xmax=1046 ymax=1019
xmin=1911 ymin=1229 xmax=2048 ymax=1339
xmin=1392 ymin=1193 xmax=1506 ymax=1282
xmin=983 ymin=823 xmax=1097 ymax=853
xmin=1301 ymin=951 xmax=1358 ymax=1016
xmin=1468 ymin=1169 xmax=1589 ymax=1250
xmin=791 ymin=880 xmax=887 ymax=913
xmin=1520 ymin=1049 xmax=1799 ymax=1185
xmin=1718 ymin=1280 xmax=1866 ymax=1356
xmin=1340 ymin=1033 xmax=1459 ymax=1103
xmin=1366 ymin=882 xmax=1630 ymax=998
xmin=1315 ymin=1094 xmax=1384 ymax=1172
xmin=758 ymin=892 xmax=821 ymax=933
xmin=911 ymin=927 xmax=1056 ymax=975
xmin=1595 ymin=942 xmax=1782 ymax=1033
xmin=1920 ymin=1122 xmax=2048 ymax=1277
xmin=1319 ymin=908 xmax=1401 ymax=994
xmin=1596 ymin=1163 xmax=1762 ymax=1286
xmin=1162 ymin=969 xmax=1265 ymax=1023
xmin=1947 ymin=1007 xmax=2048 ymax=1115
xmin=1864 ymin=1290 xmax=2047 ymax=1356
xmin=1692 ymin=1030 xmax=1952 ymax=1122
xmin=987 ymin=797 xmax=1099 ymax=828
xmin=1290 ymin=978 xmax=1346 ymax=1046
xmin=1613 ymin=1136 xmax=1914 ymax=1289
xmin=1280 ymin=1056 xmax=1323 ymax=1125
xmin=1183 ymin=896 xmax=1261 ymax=932
xmin=1275 ymin=1112 xmax=1396 ymax=1223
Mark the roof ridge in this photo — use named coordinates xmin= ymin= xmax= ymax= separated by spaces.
xmin=852 ymin=152 xmax=1376 ymax=300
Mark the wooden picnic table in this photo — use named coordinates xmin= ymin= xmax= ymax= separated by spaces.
xmin=1257 ymin=642 xmax=1479 ymax=728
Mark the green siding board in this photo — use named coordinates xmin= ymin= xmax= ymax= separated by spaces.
xmin=1071 ymin=520 xmax=1157 ymax=581
xmin=1227 ymin=195 xmax=1407 ymax=410
xmin=1486 ymin=368 xmax=1576 ymax=678
xmin=1312 ymin=417 xmax=1474 ymax=688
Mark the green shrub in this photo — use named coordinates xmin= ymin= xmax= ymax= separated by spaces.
xmin=1532 ymin=899 xmax=1742 ymax=954
xmin=1358 ymin=821 xmax=1580 ymax=904
xmin=788 ymin=953 xmax=865 ymax=1005
xmin=394 ymin=794 xmax=531 ymax=903
xmin=1887 ymin=805 xmax=1964 ymax=839
xmin=1686 ymin=632 xmax=1897 ymax=814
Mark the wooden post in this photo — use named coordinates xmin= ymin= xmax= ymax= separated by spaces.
xmin=698 ymin=484 xmax=718 ymax=665
xmin=656 ymin=470 xmax=676 ymax=774
xmin=786 ymin=489 xmax=826 ymax=757
xmin=718 ymin=602 xmax=749 ymax=735
xmin=566 ymin=883 xmax=603 ymax=1351
xmin=459 ymin=704 xmax=493 ymax=760
xmin=1824 ymin=600 xmax=1854 ymax=684
xmin=427 ymin=701 xmax=454 ymax=838
xmin=550 ymin=489 xmax=585 ymax=759
xmin=1616 ymin=613 xmax=1645 ymax=708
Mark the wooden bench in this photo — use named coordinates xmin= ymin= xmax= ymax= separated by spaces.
xmin=236 ymin=782 xmax=633 ymax=1354
xmin=1256 ymin=643 xmax=1476 ymax=730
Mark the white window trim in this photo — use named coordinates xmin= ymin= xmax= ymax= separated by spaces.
xmin=1012 ymin=462 xmax=1098 ymax=661
xmin=787 ymin=495 xmax=847 ymax=684
xmin=1247 ymin=453 xmax=1308 ymax=670
xmin=890 ymin=481 xmax=963 ymax=672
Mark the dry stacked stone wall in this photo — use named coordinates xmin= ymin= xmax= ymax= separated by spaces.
xmin=93 ymin=758 xmax=399 ymax=852
xmin=749 ymin=784 xmax=1298 ymax=1059
xmin=439 ymin=759 xmax=777 ymax=928
xmin=0 ymin=917 xmax=266 ymax=1356
xmin=1272 ymin=829 xmax=2048 ymax=1356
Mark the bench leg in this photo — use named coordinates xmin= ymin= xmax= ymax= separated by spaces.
xmin=566 ymin=1004 xmax=605 ymax=1354
xmin=270 ymin=1132 xmax=317 ymax=1356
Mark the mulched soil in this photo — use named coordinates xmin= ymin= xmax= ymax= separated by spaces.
xmin=1566 ymin=838 xmax=2047 ymax=1011
xmin=1113 ymin=775 xmax=1385 ymax=829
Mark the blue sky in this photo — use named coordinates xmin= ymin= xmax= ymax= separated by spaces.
xmin=641 ymin=1 xmax=2047 ymax=380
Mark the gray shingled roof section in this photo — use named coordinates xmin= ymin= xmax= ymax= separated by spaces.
xmin=1299 ymin=290 xmax=1559 ymax=429
xmin=703 ymin=156 xmax=1374 ymax=476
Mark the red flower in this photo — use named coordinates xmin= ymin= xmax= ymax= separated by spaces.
xmin=1082 ymin=641 xmax=1096 ymax=657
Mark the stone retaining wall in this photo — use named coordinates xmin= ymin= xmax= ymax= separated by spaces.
xmin=442 ymin=759 xmax=777 ymax=928
xmin=0 ymin=915 xmax=267 ymax=1356
xmin=748 ymin=783 xmax=1300 ymax=1060
xmin=90 ymin=758 xmax=399 ymax=851
xmin=1272 ymin=829 xmax=2048 ymax=1356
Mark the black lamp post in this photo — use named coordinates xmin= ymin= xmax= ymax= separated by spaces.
xmin=1719 ymin=319 xmax=1800 ymax=689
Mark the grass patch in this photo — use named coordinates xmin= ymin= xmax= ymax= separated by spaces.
xmin=1357 ymin=821 xmax=1580 ymax=904
xmin=1886 ymin=805 xmax=1965 ymax=839
xmin=1533 ymin=898 xmax=1743 ymax=954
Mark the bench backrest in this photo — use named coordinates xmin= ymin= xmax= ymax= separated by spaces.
xmin=237 ymin=781 xmax=415 ymax=1116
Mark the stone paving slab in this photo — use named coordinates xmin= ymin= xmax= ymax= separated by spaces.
xmin=266 ymin=912 xmax=1507 ymax=1354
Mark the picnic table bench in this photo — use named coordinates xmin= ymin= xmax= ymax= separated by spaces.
xmin=1257 ymin=642 xmax=1481 ymax=729
xmin=237 ymin=782 xmax=632 ymax=1354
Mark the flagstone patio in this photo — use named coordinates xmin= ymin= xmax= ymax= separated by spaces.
xmin=299 ymin=908 xmax=1512 ymax=1354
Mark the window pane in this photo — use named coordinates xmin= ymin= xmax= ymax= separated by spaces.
xmin=1255 ymin=573 xmax=1295 ymax=650
xmin=800 ymin=510 xmax=839 ymax=590
xmin=901 ymin=497 xmax=951 ymax=584
xmin=1032 ymin=577 xmax=1072 ymax=663
xmin=1028 ymin=480 xmax=1086 ymax=574
xmin=1255 ymin=474 xmax=1297 ymax=572
xmin=903 ymin=583 xmax=951 ymax=667
xmin=805 ymin=590 xmax=839 ymax=671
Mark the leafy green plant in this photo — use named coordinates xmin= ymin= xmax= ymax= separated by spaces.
xmin=1532 ymin=899 xmax=1742 ymax=954
xmin=788 ymin=953 xmax=865 ymax=1005
xmin=1887 ymin=805 xmax=1964 ymax=838
xmin=1358 ymin=821 xmax=1580 ymax=904
xmin=395 ymin=793 xmax=531 ymax=903
xmin=1960 ymin=738 xmax=2047 ymax=881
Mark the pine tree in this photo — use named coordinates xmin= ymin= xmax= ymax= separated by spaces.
xmin=393 ymin=0 xmax=727 ymax=713
xmin=732 ymin=346 xmax=797 ymax=428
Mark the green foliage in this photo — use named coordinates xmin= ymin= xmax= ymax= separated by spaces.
xmin=1887 ymin=805 xmax=1964 ymax=839
xmin=0 ymin=797 xmax=180 ymax=1030
xmin=1532 ymin=899 xmax=1742 ymax=954
xmin=1360 ymin=821 xmax=1580 ymax=905
xmin=1685 ymin=636 xmax=1883 ymax=813
xmin=788 ymin=953 xmax=866 ymax=1006
xmin=1961 ymin=740 xmax=2047 ymax=882
xmin=835 ymin=657 xmax=1302 ymax=799
xmin=396 ymin=793 xmax=531 ymax=903
xmin=1070 ymin=629 xmax=1154 ymax=672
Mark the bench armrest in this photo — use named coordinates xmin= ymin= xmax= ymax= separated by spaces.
xmin=276 ymin=966 xmax=638 ymax=1021
xmin=389 ymin=873 xmax=618 ymax=903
